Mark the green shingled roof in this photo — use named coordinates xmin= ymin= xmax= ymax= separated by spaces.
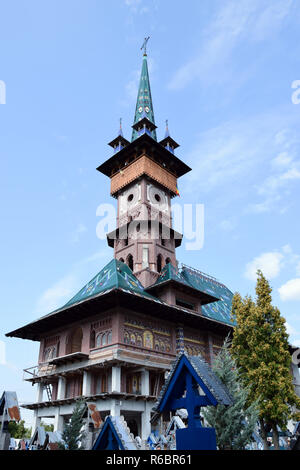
xmin=150 ymin=264 xmax=235 ymax=327
xmin=181 ymin=267 xmax=235 ymax=326
xmin=45 ymin=259 xmax=234 ymax=328
xmin=151 ymin=262 xmax=192 ymax=289
xmin=61 ymin=258 xmax=159 ymax=311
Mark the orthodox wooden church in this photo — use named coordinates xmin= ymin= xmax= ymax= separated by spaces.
xmin=6 ymin=45 xmax=234 ymax=441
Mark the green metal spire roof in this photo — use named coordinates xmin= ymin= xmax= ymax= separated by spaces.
xmin=131 ymin=54 xmax=157 ymax=142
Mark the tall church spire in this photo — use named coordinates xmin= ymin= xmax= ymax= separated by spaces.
xmin=131 ymin=39 xmax=157 ymax=142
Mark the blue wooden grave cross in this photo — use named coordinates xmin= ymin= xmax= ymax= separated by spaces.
xmin=152 ymin=354 xmax=233 ymax=450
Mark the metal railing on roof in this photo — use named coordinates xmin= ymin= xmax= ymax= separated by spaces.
xmin=179 ymin=263 xmax=226 ymax=288
xmin=23 ymin=362 xmax=57 ymax=381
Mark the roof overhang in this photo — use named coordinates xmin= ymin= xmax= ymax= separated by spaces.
xmin=97 ymin=133 xmax=191 ymax=178
xmin=6 ymin=289 xmax=233 ymax=342
xmin=106 ymin=220 xmax=183 ymax=248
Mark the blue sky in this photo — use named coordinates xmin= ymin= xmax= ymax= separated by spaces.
xmin=1 ymin=0 xmax=300 ymax=426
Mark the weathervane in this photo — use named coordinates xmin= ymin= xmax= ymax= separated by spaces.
xmin=141 ymin=36 xmax=150 ymax=55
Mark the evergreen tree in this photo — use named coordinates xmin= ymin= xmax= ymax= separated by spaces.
xmin=203 ymin=337 xmax=259 ymax=450
xmin=7 ymin=420 xmax=31 ymax=439
xmin=59 ymin=399 xmax=86 ymax=450
xmin=231 ymin=270 xmax=300 ymax=450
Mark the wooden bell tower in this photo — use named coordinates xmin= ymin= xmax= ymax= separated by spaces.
xmin=97 ymin=46 xmax=191 ymax=287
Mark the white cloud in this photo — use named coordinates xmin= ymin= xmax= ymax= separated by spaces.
xmin=245 ymin=244 xmax=300 ymax=282
xmin=168 ymin=0 xmax=292 ymax=90
xmin=35 ymin=247 xmax=112 ymax=315
xmin=184 ymin=109 xmax=298 ymax=193
xmin=36 ymin=274 xmax=79 ymax=314
xmin=285 ymin=321 xmax=300 ymax=347
xmin=282 ymin=244 xmax=292 ymax=254
xmin=81 ymin=248 xmax=111 ymax=264
xmin=250 ymin=1 xmax=293 ymax=40
xmin=245 ymin=251 xmax=283 ymax=281
xmin=258 ymin=167 xmax=300 ymax=197
xmin=181 ymin=108 xmax=300 ymax=215
xmin=279 ymin=278 xmax=300 ymax=301
xmin=124 ymin=0 xmax=150 ymax=16
xmin=248 ymin=196 xmax=281 ymax=214
xmin=272 ymin=152 xmax=293 ymax=167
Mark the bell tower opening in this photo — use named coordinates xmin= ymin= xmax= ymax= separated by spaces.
xmin=157 ymin=254 xmax=162 ymax=273
xmin=127 ymin=254 xmax=134 ymax=271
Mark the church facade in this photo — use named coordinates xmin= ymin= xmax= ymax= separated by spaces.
xmin=6 ymin=48 xmax=234 ymax=441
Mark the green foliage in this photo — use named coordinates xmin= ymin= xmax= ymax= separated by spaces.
xmin=231 ymin=270 xmax=300 ymax=448
xmin=7 ymin=420 xmax=31 ymax=439
xmin=59 ymin=399 xmax=86 ymax=450
xmin=41 ymin=421 xmax=54 ymax=432
xmin=203 ymin=337 xmax=259 ymax=450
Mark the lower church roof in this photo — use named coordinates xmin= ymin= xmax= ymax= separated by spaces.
xmin=6 ymin=259 xmax=234 ymax=341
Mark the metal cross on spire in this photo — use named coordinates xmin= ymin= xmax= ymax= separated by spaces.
xmin=141 ymin=36 xmax=150 ymax=56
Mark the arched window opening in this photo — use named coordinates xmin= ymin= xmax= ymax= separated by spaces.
xmin=44 ymin=346 xmax=57 ymax=362
xmin=127 ymin=254 xmax=134 ymax=271
xmin=119 ymin=257 xmax=124 ymax=263
xmin=101 ymin=333 xmax=107 ymax=346
xmin=90 ymin=330 xmax=95 ymax=349
xmin=96 ymin=334 xmax=101 ymax=347
xmin=107 ymin=331 xmax=112 ymax=344
xmin=157 ymin=254 xmax=162 ymax=273
xmin=130 ymin=334 xmax=136 ymax=345
xmin=165 ymin=257 xmax=171 ymax=266
xmin=67 ymin=327 xmax=83 ymax=354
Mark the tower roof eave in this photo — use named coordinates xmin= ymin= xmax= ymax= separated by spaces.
xmin=97 ymin=132 xmax=191 ymax=178
xmin=159 ymin=136 xmax=180 ymax=150
xmin=106 ymin=221 xmax=183 ymax=248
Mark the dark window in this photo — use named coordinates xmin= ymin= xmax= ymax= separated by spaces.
xmin=90 ymin=330 xmax=95 ymax=349
xmin=176 ymin=298 xmax=195 ymax=311
xmin=157 ymin=254 xmax=162 ymax=273
xmin=127 ymin=254 xmax=133 ymax=271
